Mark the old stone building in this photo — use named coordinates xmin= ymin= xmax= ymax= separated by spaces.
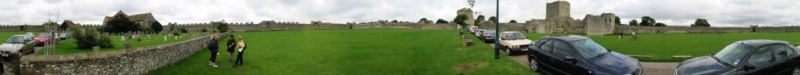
xmin=103 ymin=10 xmax=158 ymax=28
xmin=528 ymin=1 xmax=616 ymax=35
xmin=456 ymin=8 xmax=474 ymax=26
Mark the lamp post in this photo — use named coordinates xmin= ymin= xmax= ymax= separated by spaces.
xmin=494 ymin=0 xmax=500 ymax=59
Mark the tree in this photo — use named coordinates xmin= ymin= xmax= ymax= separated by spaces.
xmin=435 ymin=19 xmax=449 ymax=24
xmin=509 ymin=20 xmax=518 ymax=23
xmin=488 ymin=16 xmax=497 ymax=23
xmin=213 ymin=20 xmax=229 ymax=33
xmin=453 ymin=14 xmax=469 ymax=32
xmin=418 ymin=18 xmax=431 ymax=24
xmin=311 ymin=21 xmax=322 ymax=24
xmin=150 ymin=21 xmax=163 ymax=33
xmin=639 ymin=16 xmax=656 ymax=26
xmin=103 ymin=14 xmax=141 ymax=33
xmin=475 ymin=15 xmax=485 ymax=24
xmin=391 ymin=20 xmax=398 ymax=23
xmin=691 ymin=18 xmax=711 ymax=27
xmin=615 ymin=16 xmax=622 ymax=25
xmin=629 ymin=20 xmax=639 ymax=26
xmin=655 ymin=22 xmax=667 ymax=27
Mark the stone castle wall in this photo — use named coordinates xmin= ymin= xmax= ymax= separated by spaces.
xmin=18 ymin=32 xmax=229 ymax=74
xmin=613 ymin=25 xmax=800 ymax=33
xmin=0 ymin=25 xmax=45 ymax=31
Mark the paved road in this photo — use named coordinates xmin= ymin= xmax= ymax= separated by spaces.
xmin=490 ymin=43 xmax=680 ymax=75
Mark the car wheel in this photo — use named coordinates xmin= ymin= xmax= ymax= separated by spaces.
xmin=505 ymin=48 xmax=512 ymax=55
xmin=793 ymin=66 xmax=800 ymax=75
xmin=529 ymin=59 xmax=538 ymax=72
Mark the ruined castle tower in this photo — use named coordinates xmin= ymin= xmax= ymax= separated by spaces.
xmin=546 ymin=1 xmax=571 ymax=19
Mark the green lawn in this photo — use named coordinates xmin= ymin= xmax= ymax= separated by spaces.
xmin=38 ymin=32 xmax=210 ymax=55
xmin=152 ymin=29 xmax=536 ymax=75
xmin=524 ymin=32 xmax=800 ymax=62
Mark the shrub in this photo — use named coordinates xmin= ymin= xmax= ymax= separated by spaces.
xmin=173 ymin=32 xmax=180 ymax=36
xmin=214 ymin=21 xmax=229 ymax=32
xmin=180 ymin=27 xmax=188 ymax=33
xmin=201 ymin=29 xmax=208 ymax=32
xmin=72 ymin=29 xmax=114 ymax=49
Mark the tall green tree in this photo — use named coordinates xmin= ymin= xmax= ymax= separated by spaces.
xmin=391 ymin=20 xmax=398 ymax=23
xmin=103 ymin=14 xmax=141 ymax=33
xmin=475 ymin=15 xmax=485 ymax=24
xmin=488 ymin=16 xmax=498 ymax=23
xmin=691 ymin=18 xmax=711 ymax=27
xmin=435 ymin=19 xmax=449 ymax=24
xmin=639 ymin=16 xmax=656 ymax=26
xmin=655 ymin=22 xmax=667 ymax=27
xmin=629 ymin=20 xmax=639 ymax=26
xmin=150 ymin=21 xmax=163 ymax=33
xmin=509 ymin=20 xmax=518 ymax=23
xmin=453 ymin=14 xmax=469 ymax=32
xmin=615 ymin=16 xmax=622 ymax=25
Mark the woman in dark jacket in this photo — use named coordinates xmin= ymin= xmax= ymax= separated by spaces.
xmin=209 ymin=34 xmax=219 ymax=67
xmin=226 ymin=35 xmax=236 ymax=62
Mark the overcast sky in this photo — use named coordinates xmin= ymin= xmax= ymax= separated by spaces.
xmin=1 ymin=0 xmax=798 ymax=27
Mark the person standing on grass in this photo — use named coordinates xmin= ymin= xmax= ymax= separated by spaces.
xmin=226 ymin=35 xmax=237 ymax=62
xmin=209 ymin=34 xmax=220 ymax=67
xmin=234 ymin=36 xmax=246 ymax=67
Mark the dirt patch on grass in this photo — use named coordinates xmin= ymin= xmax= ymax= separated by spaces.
xmin=456 ymin=61 xmax=488 ymax=72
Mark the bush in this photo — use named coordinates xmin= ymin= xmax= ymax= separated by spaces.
xmin=173 ymin=32 xmax=180 ymax=36
xmin=180 ymin=27 xmax=188 ymax=33
xmin=72 ymin=29 xmax=113 ymax=49
xmin=201 ymin=29 xmax=208 ymax=32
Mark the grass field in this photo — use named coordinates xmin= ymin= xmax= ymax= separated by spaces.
xmin=524 ymin=32 xmax=800 ymax=62
xmin=151 ymin=29 xmax=536 ymax=75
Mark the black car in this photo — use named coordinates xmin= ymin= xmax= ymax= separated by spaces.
xmin=527 ymin=35 xmax=642 ymax=75
xmin=675 ymin=40 xmax=800 ymax=75
xmin=479 ymin=30 xmax=496 ymax=43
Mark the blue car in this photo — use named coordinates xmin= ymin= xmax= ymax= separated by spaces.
xmin=527 ymin=35 xmax=642 ymax=75
xmin=674 ymin=40 xmax=800 ymax=75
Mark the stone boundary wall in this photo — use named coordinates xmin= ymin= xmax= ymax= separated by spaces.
xmin=0 ymin=25 xmax=45 ymax=31
xmin=476 ymin=22 xmax=529 ymax=32
xmin=164 ymin=22 xmax=458 ymax=32
xmin=18 ymin=32 xmax=229 ymax=74
xmin=615 ymin=25 xmax=800 ymax=34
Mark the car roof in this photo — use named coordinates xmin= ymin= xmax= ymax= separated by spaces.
xmin=735 ymin=39 xmax=789 ymax=47
xmin=500 ymin=31 xmax=521 ymax=33
xmin=541 ymin=35 xmax=589 ymax=42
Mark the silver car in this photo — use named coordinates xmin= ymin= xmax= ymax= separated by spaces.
xmin=0 ymin=35 xmax=36 ymax=57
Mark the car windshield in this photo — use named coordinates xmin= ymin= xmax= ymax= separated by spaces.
xmin=506 ymin=33 xmax=526 ymax=40
xmin=571 ymin=39 xmax=609 ymax=59
xmin=4 ymin=36 xmax=24 ymax=43
xmin=37 ymin=34 xmax=50 ymax=37
xmin=712 ymin=43 xmax=752 ymax=66
xmin=484 ymin=31 xmax=496 ymax=35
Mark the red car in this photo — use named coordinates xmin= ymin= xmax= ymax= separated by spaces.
xmin=34 ymin=33 xmax=55 ymax=46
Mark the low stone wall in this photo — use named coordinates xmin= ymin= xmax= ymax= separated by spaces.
xmin=18 ymin=32 xmax=229 ymax=74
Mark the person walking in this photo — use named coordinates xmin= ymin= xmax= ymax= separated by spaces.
xmin=226 ymin=35 xmax=237 ymax=62
xmin=209 ymin=34 xmax=220 ymax=67
xmin=233 ymin=36 xmax=246 ymax=67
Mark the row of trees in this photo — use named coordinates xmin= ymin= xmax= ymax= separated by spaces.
xmin=102 ymin=14 xmax=165 ymax=34
xmin=625 ymin=16 xmax=710 ymax=27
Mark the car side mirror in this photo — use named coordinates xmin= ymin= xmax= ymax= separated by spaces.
xmin=564 ymin=56 xmax=578 ymax=64
xmin=743 ymin=64 xmax=756 ymax=71
xmin=779 ymin=51 xmax=788 ymax=55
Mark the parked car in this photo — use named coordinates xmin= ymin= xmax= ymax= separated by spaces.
xmin=0 ymin=35 xmax=36 ymax=59
xmin=469 ymin=26 xmax=479 ymax=34
xmin=57 ymin=32 xmax=70 ymax=40
xmin=675 ymin=39 xmax=800 ymax=75
xmin=527 ymin=35 xmax=642 ymax=75
xmin=479 ymin=30 xmax=496 ymax=43
xmin=474 ymin=29 xmax=485 ymax=37
xmin=498 ymin=31 xmax=533 ymax=54
xmin=34 ymin=33 xmax=54 ymax=46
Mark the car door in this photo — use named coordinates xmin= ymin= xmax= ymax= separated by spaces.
xmin=738 ymin=45 xmax=777 ymax=75
xmin=771 ymin=44 xmax=795 ymax=74
xmin=534 ymin=39 xmax=556 ymax=69
xmin=549 ymin=40 xmax=589 ymax=75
